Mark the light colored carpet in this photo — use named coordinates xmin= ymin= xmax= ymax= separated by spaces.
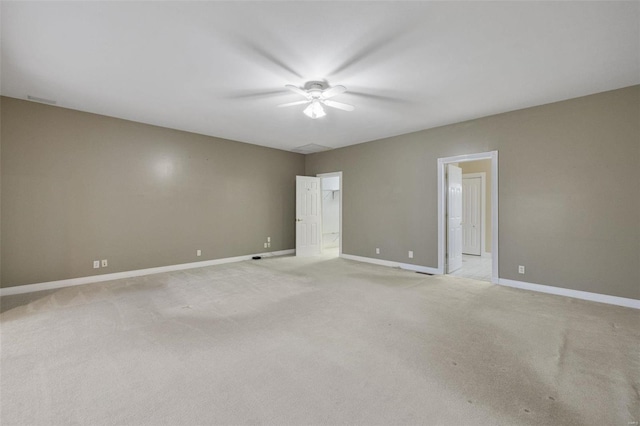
xmin=1 ymin=254 xmax=638 ymax=425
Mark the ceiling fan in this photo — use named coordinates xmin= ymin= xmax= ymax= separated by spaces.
xmin=278 ymin=81 xmax=355 ymax=119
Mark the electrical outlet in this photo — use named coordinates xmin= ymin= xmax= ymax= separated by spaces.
xmin=408 ymin=251 xmax=414 ymax=259
xmin=93 ymin=260 xmax=100 ymax=269
xmin=264 ymin=242 xmax=268 ymax=248
xmin=267 ymin=242 xmax=271 ymax=248
xmin=101 ymin=259 xmax=108 ymax=267
xmin=196 ymin=249 xmax=202 ymax=257
xmin=267 ymin=237 xmax=271 ymax=243
xmin=518 ymin=265 xmax=525 ymax=274
xmin=376 ymin=248 xmax=380 ymax=255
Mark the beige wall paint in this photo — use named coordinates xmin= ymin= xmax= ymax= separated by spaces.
xmin=2 ymin=87 xmax=639 ymax=300
xmin=460 ymin=159 xmax=492 ymax=254
xmin=1 ymin=97 xmax=305 ymax=287
xmin=306 ymin=86 xmax=640 ymax=300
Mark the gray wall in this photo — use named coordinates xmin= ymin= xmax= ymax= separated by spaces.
xmin=1 ymin=97 xmax=305 ymax=287
xmin=306 ymin=86 xmax=639 ymax=300
xmin=3 ymin=87 xmax=639 ymax=300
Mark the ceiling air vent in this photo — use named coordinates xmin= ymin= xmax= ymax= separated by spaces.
xmin=291 ymin=144 xmax=333 ymax=154
xmin=27 ymin=95 xmax=57 ymax=105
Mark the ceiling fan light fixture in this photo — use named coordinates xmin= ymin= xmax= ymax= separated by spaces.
xmin=303 ymin=100 xmax=326 ymax=119
xmin=280 ymin=81 xmax=352 ymax=119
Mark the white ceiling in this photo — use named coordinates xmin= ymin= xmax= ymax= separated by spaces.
xmin=2 ymin=1 xmax=638 ymax=152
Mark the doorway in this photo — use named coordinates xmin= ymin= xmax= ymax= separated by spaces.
xmin=437 ymin=152 xmax=498 ymax=283
xmin=318 ymin=172 xmax=342 ymax=257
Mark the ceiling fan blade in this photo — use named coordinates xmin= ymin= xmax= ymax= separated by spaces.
xmin=321 ymin=85 xmax=346 ymax=99
xmin=323 ymin=99 xmax=354 ymax=112
xmin=285 ymin=84 xmax=310 ymax=99
xmin=277 ymin=100 xmax=310 ymax=108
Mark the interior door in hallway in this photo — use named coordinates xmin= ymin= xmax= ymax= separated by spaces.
xmin=447 ymin=164 xmax=463 ymax=273
xmin=462 ymin=176 xmax=482 ymax=255
xmin=296 ymin=176 xmax=322 ymax=256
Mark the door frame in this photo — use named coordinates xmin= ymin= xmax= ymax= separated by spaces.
xmin=317 ymin=171 xmax=342 ymax=255
xmin=462 ymin=172 xmax=486 ymax=257
xmin=446 ymin=164 xmax=463 ymax=273
xmin=437 ymin=151 xmax=498 ymax=283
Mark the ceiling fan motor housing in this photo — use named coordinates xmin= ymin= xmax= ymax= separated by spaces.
xmin=305 ymin=81 xmax=326 ymax=99
xmin=303 ymin=81 xmax=328 ymax=91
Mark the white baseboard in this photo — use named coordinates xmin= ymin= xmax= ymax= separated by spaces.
xmin=5 ymin=250 xmax=636 ymax=310
xmin=340 ymin=254 xmax=638 ymax=309
xmin=340 ymin=253 xmax=439 ymax=275
xmin=0 ymin=249 xmax=295 ymax=297
xmin=498 ymin=278 xmax=639 ymax=309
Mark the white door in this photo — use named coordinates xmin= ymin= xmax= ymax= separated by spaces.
xmin=296 ymin=176 xmax=322 ymax=256
xmin=447 ymin=165 xmax=463 ymax=273
xmin=462 ymin=177 xmax=482 ymax=255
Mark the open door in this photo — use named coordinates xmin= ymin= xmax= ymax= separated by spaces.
xmin=462 ymin=176 xmax=482 ymax=255
xmin=296 ymin=176 xmax=322 ymax=256
xmin=447 ymin=164 xmax=463 ymax=272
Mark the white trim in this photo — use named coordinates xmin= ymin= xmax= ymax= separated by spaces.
xmin=498 ymin=278 xmax=640 ymax=310
xmin=462 ymin=172 xmax=486 ymax=257
xmin=491 ymin=153 xmax=498 ymax=282
xmin=340 ymin=253 xmax=439 ymax=275
xmin=317 ymin=171 xmax=343 ymax=256
xmin=438 ymin=151 xmax=499 ymax=283
xmin=0 ymin=249 xmax=295 ymax=297
xmin=343 ymin=253 xmax=638 ymax=309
